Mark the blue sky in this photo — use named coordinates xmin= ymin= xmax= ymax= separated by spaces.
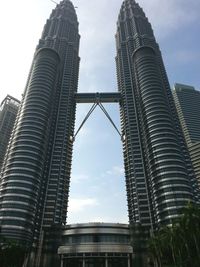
xmin=0 ymin=0 xmax=199 ymax=224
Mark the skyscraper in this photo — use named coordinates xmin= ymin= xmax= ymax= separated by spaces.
xmin=0 ymin=0 xmax=80 ymax=265
xmin=173 ymin=83 xmax=200 ymax=188
xmin=173 ymin=83 xmax=200 ymax=146
xmin=0 ymin=95 xmax=20 ymax=172
xmin=115 ymin=0 xmax=199 ymax=230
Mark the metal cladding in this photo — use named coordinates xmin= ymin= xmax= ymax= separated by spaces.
xmin=173 ymin=84 xmax=200 ymax=190
xmin=0 ymin=0 xmax=80 ymax=245
xmin=116 ymin=0 xmax=200 ymax=228
xmin=173 ymin=84 xmax=200 ymax=146
xmin=0 ymin=95 xmax=20 ymax=172
xmin=58 ymin=223 xmax=133 ymax=267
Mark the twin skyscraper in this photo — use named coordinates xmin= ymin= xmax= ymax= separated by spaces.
xmin=0 ymin=1 xmax=199 ymax=266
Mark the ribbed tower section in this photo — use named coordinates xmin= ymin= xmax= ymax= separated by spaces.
xmin=0 ymin=0 xmax=80 ymax=248
xmin=116 ymin=0 xmax=199 ymax=228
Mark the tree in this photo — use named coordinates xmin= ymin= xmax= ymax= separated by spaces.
xmin=148 ymin=203 xmax=200 ymax=267
xmin=0 ymin=237 xmax=26 ymax=267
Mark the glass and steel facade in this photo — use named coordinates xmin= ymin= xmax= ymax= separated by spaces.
xmin=188 ymin=143 xmax=200 ymax=188
xmin=58 ymin=223 xmax=133 ymax=267
xmin=0 ymin=95 xmax=20 ymax=172
xmin=173 ymin=83 xmax=200 ymax=188
xmin=116 ymin=0 xmax=200 ymax=229
xmin=173 ymin=84 xmax=200 ymax=145
xmin=0 ymin=0 xmax=80 ymax=256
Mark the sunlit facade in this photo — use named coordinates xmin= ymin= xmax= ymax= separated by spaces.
xmin=173 ymin=83 xmax=200 ymax=188
xmin=0 ymin=1 xmax=80 ymax=266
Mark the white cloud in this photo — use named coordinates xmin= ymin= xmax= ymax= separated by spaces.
xmin=74 ymin=126 xmax=91 ymax=140
xmin=106 ymin=165 xmax=124 ymax=176
xmin=71 ymin=174 xmax=90 ymax=184
xmin=68 ymin=197 xmax=98 ymax=213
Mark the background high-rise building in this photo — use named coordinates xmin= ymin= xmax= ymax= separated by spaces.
xmin=173 ymin=83 xmax=200 ymax=188
xmin=0 ymin=95 xmax=20 ymax=172
xmin=173 ymin=83 xmax=200 ymax=145
xmin=0 ymin=0 xmax=80 ymax=266
xmin=115 ymin=0 xmax=199 ymax=230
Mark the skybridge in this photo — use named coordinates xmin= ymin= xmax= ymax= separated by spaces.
xmin=75 ymin=92 xmax=121 ymax=103
xmin=73 ymin=92 xmax=122 ymax=141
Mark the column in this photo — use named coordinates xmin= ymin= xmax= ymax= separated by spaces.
xmin=105 ymin=254 xmax=108 ymax=267
xmin=82 ymin=258 xmax=85 ymax=267
xmin=60 ymin=255 xmax=64 ymax=267
xmin=128 ymin=255 xmax=131 ymax=267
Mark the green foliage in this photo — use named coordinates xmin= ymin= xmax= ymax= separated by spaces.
xmin=148 ymin=203 xmax=200 ymax=267
xmin=0 ymin=238 xmax=26 ymax=267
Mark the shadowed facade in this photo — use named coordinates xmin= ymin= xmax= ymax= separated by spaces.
xmin=115 ymin=0 xmax=199 ymax=230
